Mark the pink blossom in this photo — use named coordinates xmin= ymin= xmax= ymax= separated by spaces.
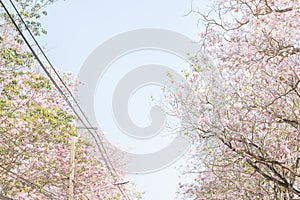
xmin=233 ymin=102 xmax=242 ymax=110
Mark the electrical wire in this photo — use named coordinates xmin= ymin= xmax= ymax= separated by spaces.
xmin=6 ymin=0 xmax=121 ymax=180
xmin=0 ymin=1 xmax=130 ymax=199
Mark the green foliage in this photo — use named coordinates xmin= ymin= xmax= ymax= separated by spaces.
xmin=0 ymin=47 xmax=34 ymax=67
xmin=0 ymin=0 xmax=58 ymax=36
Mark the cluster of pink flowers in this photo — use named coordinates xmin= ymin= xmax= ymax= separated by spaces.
xmin=174 ymin=0 xmax=300 ymax=199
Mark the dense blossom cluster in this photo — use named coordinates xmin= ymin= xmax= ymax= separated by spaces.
xmin=174 ymin=0 xmax=300 ymax=199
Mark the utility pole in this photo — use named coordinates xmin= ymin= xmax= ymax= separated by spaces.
xmin=68 ymin=137 xmax=76 ymax=200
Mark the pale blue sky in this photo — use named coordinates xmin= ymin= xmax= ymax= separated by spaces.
xmin=39 ymin=0 xmax=211 ymax=199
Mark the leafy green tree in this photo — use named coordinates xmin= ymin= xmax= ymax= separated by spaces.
xmin=0 ymin=1 xmax=137 ymax=199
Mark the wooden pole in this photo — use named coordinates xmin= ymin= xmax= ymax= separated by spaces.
xmin=68 ymin=137 xmax=76 ymax=200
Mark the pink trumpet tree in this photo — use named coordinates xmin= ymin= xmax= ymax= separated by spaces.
xmin=0 ymin=2 xmax=137 ymax=199
xmin=173 ymin=0 xmax=300 ymax=199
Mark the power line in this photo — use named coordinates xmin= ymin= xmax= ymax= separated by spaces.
xmin=5 ymin=0 xmax=113 ymax=176
xmin=6 ymin=0 xmax=121 ymax=181
xmin=0 ymin=1 xmax=130 ymax=199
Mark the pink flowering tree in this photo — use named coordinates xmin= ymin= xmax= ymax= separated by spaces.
xmin=170 ymin=0 xmax=300 ymax=199
xmin=0 ymin=1 xmax=138 ymax=199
